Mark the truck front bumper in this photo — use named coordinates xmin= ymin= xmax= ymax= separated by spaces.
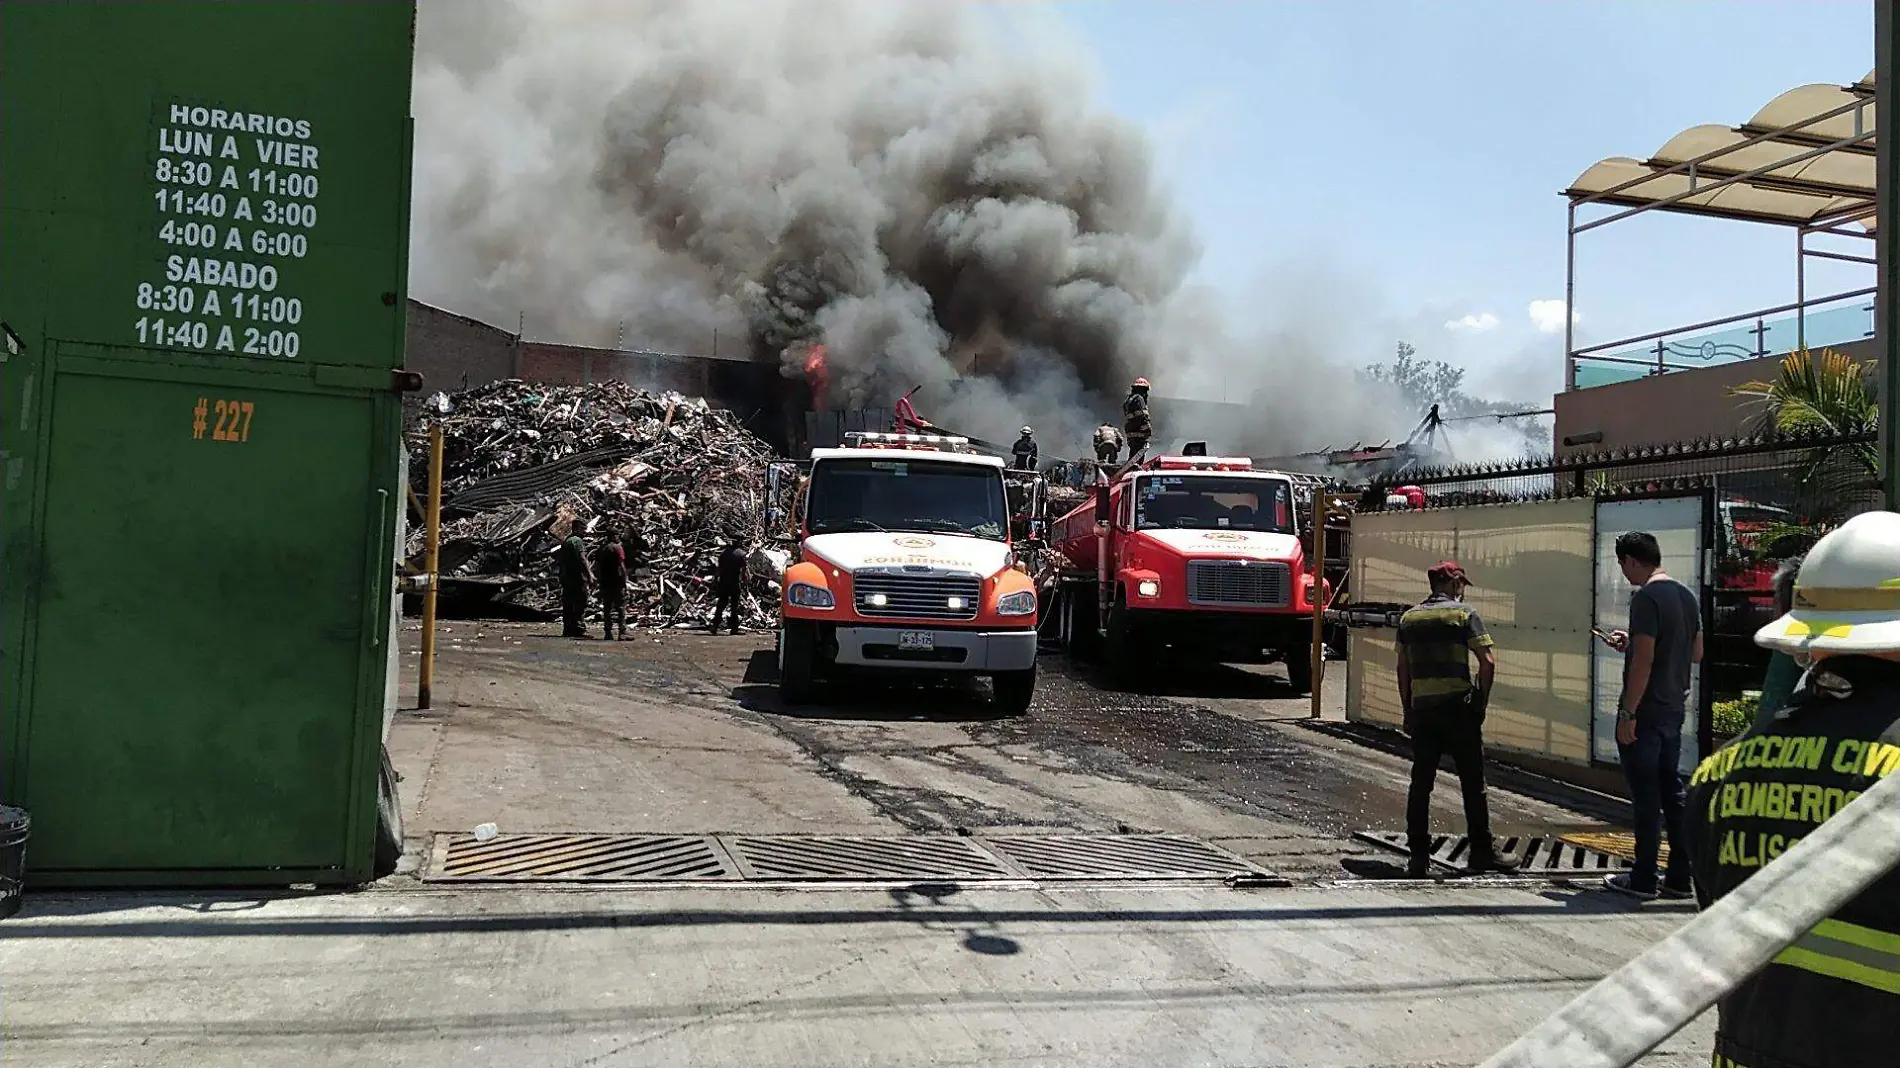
xmin=831 ymin=625 xmax=1037 ymax=672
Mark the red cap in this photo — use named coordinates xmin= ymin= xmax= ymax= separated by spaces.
xmin=1427 ymin=560 xmax=1470 ymax=585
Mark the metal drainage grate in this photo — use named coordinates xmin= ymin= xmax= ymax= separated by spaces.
xmin=983 ymin=834 xmax=1259 ymax=879
xmin=723 ymin=835 xmax=1017 ymax=881
xmin=1354 ymin=830 xmax=1633 ymax=875
xmin=428 ymin=833 xmax=740 ymax=882
xmin=1560 ymin=830 xmax=1669 ymax=866
xmin=424 ymin=831 xmax=1280 ymax=885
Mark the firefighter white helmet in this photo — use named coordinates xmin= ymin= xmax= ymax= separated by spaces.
xmin=1756 ymin=510 xmax=1900 ymax=655
xmin=1021 ymin=426 xmax=1033 ymax=436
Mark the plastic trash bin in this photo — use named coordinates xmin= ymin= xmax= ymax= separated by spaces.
xmin=0 ymin=806 xmax=27 ymax=919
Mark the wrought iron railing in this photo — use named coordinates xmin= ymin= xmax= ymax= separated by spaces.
xmin=1569 ymin=288 xmax=1875 ymax=390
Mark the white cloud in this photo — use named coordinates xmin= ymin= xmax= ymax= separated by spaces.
xmin=1528 ymin=299 xmax=1579 ymax=334
xmin=1444 ymin=312 xmax=1499 ymax=332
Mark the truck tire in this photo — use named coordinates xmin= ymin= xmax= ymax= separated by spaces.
xmin=780 ymin=622 xmax=817 ymax=704
xmin=374 ymin=743 xmax=403 ymax=879
xmin=992 ymin=665 xmax=1036 ymax=716
xmin=1285 ymin=649 xmax=1316 ymax=695
xmin=1067 ymin=586 xmax=1101 ymax=657
xmin=1104 ymin=596 xmax=1141 ymax=686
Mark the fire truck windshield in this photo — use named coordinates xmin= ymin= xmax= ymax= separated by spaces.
xmin=806 ymin=458 xmax=1009 ymax=540
xmin=1134 ymin=474 xmax=1294 ymax=533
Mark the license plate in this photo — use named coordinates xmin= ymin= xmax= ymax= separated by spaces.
xmin=898 ymin=631 xmax=934 ymax=651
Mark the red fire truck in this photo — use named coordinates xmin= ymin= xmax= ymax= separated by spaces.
xmin=1046 ymin=449 xmax=1330 ymax=692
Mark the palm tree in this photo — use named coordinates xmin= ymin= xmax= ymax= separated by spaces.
xmin=1728 ymin=347 xmax=1880 ymax=555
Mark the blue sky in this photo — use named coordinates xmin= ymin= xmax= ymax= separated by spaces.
xmin=1042 ymin=0 xmax=1875 ymax=397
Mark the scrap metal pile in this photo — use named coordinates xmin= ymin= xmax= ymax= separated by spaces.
xmin=408 ymin=380 xmax=793 ymax=628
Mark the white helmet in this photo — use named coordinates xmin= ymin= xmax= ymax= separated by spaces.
xmin=1021 ymin=425 xmax=1033 ymax=436
xmin=1756 ymin=510 xmax=1900 ymax=656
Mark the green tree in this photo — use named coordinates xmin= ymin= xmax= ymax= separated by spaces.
xmin=1360 ymin=341 xmax=1466 ymax=407
xmin=1360 ymin=340 xmax=1548 ymax=454
xmin=1729 ymin=347 xmax=1880 ymax=554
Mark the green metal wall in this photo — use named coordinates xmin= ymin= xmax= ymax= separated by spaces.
xmin=1 ymin=2 xmax=416 ymax=885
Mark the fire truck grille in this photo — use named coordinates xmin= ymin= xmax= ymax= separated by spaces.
xmin=1187 ymin=560 xmax=1291 ymax=608
xmin=853 ymin=573 xmax=982 ymax=620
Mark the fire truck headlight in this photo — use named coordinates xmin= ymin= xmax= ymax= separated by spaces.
xmin=995 ymin=590 xmax=1036 ymax=616
xmin=1136 ymin=579 xmax=1160 ymax=598
xmin=868 ymin=592 xmax=889 ymax=607
xmin=788 ymin=583 xmax=835 ymax=609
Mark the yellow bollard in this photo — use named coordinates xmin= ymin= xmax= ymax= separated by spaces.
xmin=1309 ymin=490 xmax=1327 ymax=720
xmin=418 ymin=424 xmax=444 ymax=710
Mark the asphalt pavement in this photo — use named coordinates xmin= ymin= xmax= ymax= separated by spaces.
xmin=385 ymin=622 xmax=1627 ymax=878
xmin=0 ymin=621 xmax=1714 ymax=1066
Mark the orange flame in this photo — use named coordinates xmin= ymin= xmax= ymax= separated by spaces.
xmin=802 ymin=343 xmax=829 ymax=411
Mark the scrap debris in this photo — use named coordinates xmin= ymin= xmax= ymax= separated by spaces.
xmin=407 ymin=380 xmax=791 ymax=629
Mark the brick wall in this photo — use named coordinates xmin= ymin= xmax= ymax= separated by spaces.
xmin=403 ymin=299 xmax=518 ymax=396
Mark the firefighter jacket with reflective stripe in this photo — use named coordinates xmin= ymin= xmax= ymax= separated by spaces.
xmin=1685 ymin=655 xmax=1900 ymax=1068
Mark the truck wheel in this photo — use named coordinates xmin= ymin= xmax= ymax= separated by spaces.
xmin=992 ymin=665 xmax=1036 ymax=716
xmin=780 ymin=622 xmax=817 ymax=704
xmin=374 ymin=743 xmax=403 ymax=879
xmin=1285 ymin=649 xmax=1316 ymax=695
xmin=1067 ymin=587 xmax=1100 ymax=657
xmin=1105 ymin=597 xmax=1141 ymax=686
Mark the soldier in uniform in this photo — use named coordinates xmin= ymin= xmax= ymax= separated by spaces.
xmin=1685 ymin=511 xmax=1900 ymax=1068
xmin=556 ymin=526 xmax=592 ymax=638
xmin=594 ymin=527 xmax=629 ymax=640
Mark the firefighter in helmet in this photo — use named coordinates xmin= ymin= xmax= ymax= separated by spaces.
xmin=1685 ymin=510 xmax=1900 ymax=1068
xmin=1093 ymin=422 xmax=1124 ymax=465
xmin=1122 ymin=376 xmax=1153 ymax=458
xmin=1010 ymin=425 xmax=1038 ymax=472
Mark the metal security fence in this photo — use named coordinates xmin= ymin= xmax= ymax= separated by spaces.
xmin=1369 ymin=426 xmax=1880 ymax=520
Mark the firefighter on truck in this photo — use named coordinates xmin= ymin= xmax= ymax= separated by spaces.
xmin=777 ymin=431 xmax=1040 ymax=714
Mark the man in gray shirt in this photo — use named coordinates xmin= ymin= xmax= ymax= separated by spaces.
xmin=1603 ymin=530 xmax=1702 ymax=899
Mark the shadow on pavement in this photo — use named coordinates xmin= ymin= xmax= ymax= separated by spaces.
xmin=889 ymin=882 xmax=1023 ymax=956
xmin=1297 ymin=718 xmax=1634 ymax=826
xmin=732 ymin=651 xmax=1018 ymax=723
xmin=4 ymin=896 xmax=1658 ymax=941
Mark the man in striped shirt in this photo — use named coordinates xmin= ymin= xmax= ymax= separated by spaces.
xmin=1396 ymin=561 xmax=1520 ymax=878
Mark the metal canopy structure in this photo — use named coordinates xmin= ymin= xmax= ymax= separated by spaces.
xmin=1564 ymin=70 xmax=1878 ymax=389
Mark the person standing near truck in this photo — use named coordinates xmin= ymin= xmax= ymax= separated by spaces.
xmin=1395 ymin=560 xmax=1521 ymax=878
xmin=557 ymin=527 xmax=593 ymax=639
xmin=594 ymin=528 xmax=629 ymax=641
xmin=1093 ymin=422 xmax=1124 ymax=465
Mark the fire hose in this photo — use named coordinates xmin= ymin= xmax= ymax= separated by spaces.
xmin=1477 ymin=762 xmax=1900 ymax=1067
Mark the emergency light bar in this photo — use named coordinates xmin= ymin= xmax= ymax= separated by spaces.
xmin=845 ymin=430 xmax=975 ymax=451
xmin=1147 ymin=455 xmax=1254 ymax=471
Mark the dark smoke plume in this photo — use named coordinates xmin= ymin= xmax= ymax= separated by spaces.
xmin=411 ymin=0 xmax=1198 ymax=449
xmin=410 ymin=0 xmax=1493 ymax=459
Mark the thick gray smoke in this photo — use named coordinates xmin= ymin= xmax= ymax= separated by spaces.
xmin=410 ymin=0 xmax=1502 ymax=459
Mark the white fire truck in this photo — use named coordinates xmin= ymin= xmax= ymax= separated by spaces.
xmin=773 ymin=431 xmax=1040 ymax=713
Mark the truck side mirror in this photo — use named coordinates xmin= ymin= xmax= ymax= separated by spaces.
xmin=1093 ymin=486 xmax=1111 ymax=524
